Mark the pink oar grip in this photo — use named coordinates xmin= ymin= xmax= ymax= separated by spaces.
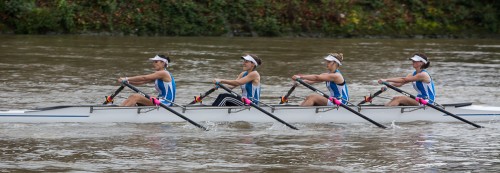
xmin=329 ymin=97 xmax=342 ymax=106
xmin=242 ymin=98 xmax=252 ymax=105
xmin=416 ymin=97 xmax=428 ymax=105
xmin=150 ymin=97 xmax=161 ymax=106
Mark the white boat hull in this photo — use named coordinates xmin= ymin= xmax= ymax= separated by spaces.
xmin=1 ymin=103 xmax=499 ymax=124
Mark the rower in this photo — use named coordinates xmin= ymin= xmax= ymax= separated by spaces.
xmin=211 ymin=54 xmax=262 ymax=106
xmin=378 ymin=53 xmax=436 ymax=106
xmin=118 ymin=54 xmax=176 ymax=107
xmin=292 ymin=53 xmax=349 ymax=106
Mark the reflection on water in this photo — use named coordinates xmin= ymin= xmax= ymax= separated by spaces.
xmin=1 ymin=123 xmax=499 ymax=172
xmin=0 ymin=35 xmax=500 ymax=172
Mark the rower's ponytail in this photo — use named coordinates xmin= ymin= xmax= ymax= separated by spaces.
xmin=249 ymin=54 xmax=261 ymax=70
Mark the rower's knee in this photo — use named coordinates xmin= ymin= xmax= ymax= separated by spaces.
xmin=304 ymin=95 xmax=313 ymax=100
xmin=386 ymin=96 xmax=404 ymax=106
xmin=300 ymin=95 xmax=315 ymax=106
xmin=128 ymin=93 xmax=142 ymax=100
xmin=393 ymin=96 xmax=405 ymax=100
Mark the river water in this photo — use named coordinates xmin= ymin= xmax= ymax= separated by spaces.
xmin=0 ymin=35 xmax=499 ymax=172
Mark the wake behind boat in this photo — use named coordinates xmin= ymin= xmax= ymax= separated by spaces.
xmin=1 ymin=103 xmax=499 ymax=124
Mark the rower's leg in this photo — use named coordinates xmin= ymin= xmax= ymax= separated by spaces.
xmin=300 ymin=94 xmax=328 ymax=106
xmin=212 ymin=93 xmax=244 ymax=106
xmin=386 ymin=96 xmax=419 ymax=106
xmin=120 ymin=94 xmax=154 ymax=106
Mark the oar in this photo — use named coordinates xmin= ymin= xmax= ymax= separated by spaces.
xmin=357 ymin=87 xmax=387 ymax=106
xmin=188 ymin=87 xmax=216 ymax=105
xmin=279 ymin=84 xmax=298 ymax=104
xmin=295 ymin=78 xmax=387 ymax=129
xmin=103 ymin=85 xmax=125 ymax=105
xmin=122 ymin=82 xmax=208 ymax=131
xmin=216 ymin=83 xmax=299 ymax=130
xmin=380 ymin=81 xmax=483 ymax=128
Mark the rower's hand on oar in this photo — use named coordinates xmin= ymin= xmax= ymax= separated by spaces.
xmin=212 ymin=79 xmax=221 ymax=89
xmin=378 ymin=79 xmax=385 ymax=84
xmin=119 ymin=77 xmax=129 ymax=84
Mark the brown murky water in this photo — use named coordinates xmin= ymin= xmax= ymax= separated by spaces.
xmin=0 ymin=35 xmax=499 ymax=172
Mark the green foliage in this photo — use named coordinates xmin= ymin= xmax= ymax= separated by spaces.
xmin=58 ymin=0 xmax=76 ymax=33
xmin=0 ymin=0 xmax=498 ymax=37
xmin=18 ymin=7 xmax=60 ymax=34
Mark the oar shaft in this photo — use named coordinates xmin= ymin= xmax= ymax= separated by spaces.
xmin=296 ymin=78 xmax=387 ymax=129
xmin=381 ymin=82 xmax=483 ymax=128
xmin=296 ymin=79 xmax=329 ymax=97
xmin=103 ymin=85 xmax=125 ymax=104
xmin=280 ymin=85 xmax=297 ymax=104
xmin=250 ymin=102 xmax=298 ymax=130
xmin=285 ymin=85 xmax=297 ymax=98
xmin=427 ymin=103 xmax=482 ymax=128
xmin=357 ymin=87 xmax=386 ymax=105
xmin=338 ymin=103 xmax=386 ymax=128
xmin=122 ymin=82 xmax=208 ymax=131
xmin=381 ymin=82 xmax=415 ymax=99
xmin=189 ymin=88 xmax=216 ymax=105
xmin=217 ymin=83 xmax=299 ymax=130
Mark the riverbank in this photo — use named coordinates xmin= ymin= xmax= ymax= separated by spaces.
xmin=1 ymin=1 xmax=498 ymax=38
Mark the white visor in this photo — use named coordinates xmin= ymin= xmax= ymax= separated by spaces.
xmin=409 ymin=55 xmax=427 ymax=64
xmin=324 ymin=54 xmax=342 ymax=66
xmin=241 ymin=55 xmax=258 ymax=66
xmin=149 ymin=55 xmax=169 ymax=65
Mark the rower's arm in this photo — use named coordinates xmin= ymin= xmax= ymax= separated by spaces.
xmin=220 ymin=72 xmax=257 ymax=87
xmin=380 ymin=73 xmax=413 ymax=87
xmin=302 ymin=79 xmax=318 ymax=84
xmin=120 ymin=71 xmax=167 ymax=85
xmin=298 ymin=73 xmax=337 ymax=83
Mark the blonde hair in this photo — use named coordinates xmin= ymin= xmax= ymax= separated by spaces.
xmin=329 ymin=52 xmax=344 ymax=62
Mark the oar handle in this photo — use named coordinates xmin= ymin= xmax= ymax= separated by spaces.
xmin=296 ymin=78 xmax=387 ymax=129
xmin=216 ymin=83 xmax=299 ymax=130
xmin=357 ymin=87 xmax=387 ymax=105
xmin=122 ymin=82 xmax=209 ymax=131
xmin=189 ymin=87 xmax=216 ymax=105
xmin=103 ymin=85 xmax=125 ymax=104
xmin=380 ymin=81 xmax=483 ymax=128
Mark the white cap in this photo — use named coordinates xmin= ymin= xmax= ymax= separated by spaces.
xmin=409 ymin=55 xmax=427 ymax=64
xmin=241 ymin=55 xmax=258 ymax=66
xmin=324 ymin=54 xmax=342 ymax=66
xmin=149 ymin=55 xmax=169 ymax=65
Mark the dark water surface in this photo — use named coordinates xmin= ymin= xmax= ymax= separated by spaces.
xmin=1 ymin=35 xmax=499 ymax=172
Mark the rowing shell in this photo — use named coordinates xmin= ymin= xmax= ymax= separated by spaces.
xmin=1 ymin=103 xmax=499 ymax=124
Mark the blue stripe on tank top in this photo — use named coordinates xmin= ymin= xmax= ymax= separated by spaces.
xmin=412 ymin=70 xmax=435 ymax=103
xmin=326 ymin=70 xmax=349 ymax=104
